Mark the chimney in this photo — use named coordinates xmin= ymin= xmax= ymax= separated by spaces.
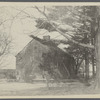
xmin=43 ymin=35 xmax=50 ymax=41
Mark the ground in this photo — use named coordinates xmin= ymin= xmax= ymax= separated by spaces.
xmin=0 ymin=80 xmax=100 ymax=96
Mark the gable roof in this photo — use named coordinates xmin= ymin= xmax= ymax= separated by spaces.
xmin=16 ymin=35 xmax=73 ymax=65
xmin=29 ymin=35 xmax=71 ymax=56
xmin=16 ymin=35 xmax=76 ymax=81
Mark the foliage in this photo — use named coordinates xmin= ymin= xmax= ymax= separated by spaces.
xmin=35 ymin=6 xmax=97 ymax=79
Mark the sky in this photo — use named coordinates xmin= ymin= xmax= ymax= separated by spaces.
xmin=0 ymin=6 xmax=72 ymax=56
xmin=0 ymin=6 xmax=72 ymax=69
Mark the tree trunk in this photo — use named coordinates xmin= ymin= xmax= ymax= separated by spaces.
xmin=91 ymin=36 xmax=95 ymax=77
xmin=94 ymin=7 xmax=100 ymax=89
xmin=92 ymin=55 xmax=95 ymax=76
xmin=84 ymin=50 xmax=89 ymax=82
xmin=94 ymin=29 xmax=100 ymax=89
xmin=75 ymin=59 xmax=79 ymax=75
xmin=91 ymin=39 xmax=95 ymax=76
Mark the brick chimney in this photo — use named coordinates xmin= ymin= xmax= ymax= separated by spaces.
xmin=43 ymin=35 xmax=50 ymax=41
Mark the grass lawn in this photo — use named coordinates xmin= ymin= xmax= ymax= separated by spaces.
xmin=0 ymin=81 xmax=100 ymax=96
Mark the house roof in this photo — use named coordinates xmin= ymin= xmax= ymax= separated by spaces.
xmin=30 ymin=35 xmax=57 ymax=47
xmin=29 ymin=35 xmax=71 ymax=54
xmin=16 ymin=35 xmax=76 ymax=80
xmin=16 ymin=35 xmax=71 ymax=58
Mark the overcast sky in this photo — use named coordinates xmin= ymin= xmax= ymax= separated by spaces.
xmin=0 ymin=5 xmax=75 ymax=57
xmin=0 ymin=4 xmax=80 ymax=69
xmin=0 ymin=6 xmax=70 ymax=56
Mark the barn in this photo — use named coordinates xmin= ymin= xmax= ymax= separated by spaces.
xmin=16 ymin=35 xmax=76 ymax=82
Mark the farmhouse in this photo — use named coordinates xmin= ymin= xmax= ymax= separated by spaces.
xmin=16 ymin=35 xmax=76 ymax=82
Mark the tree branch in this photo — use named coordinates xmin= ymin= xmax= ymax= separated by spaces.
xmin=35 ymin=6 xmax=94 ymax=49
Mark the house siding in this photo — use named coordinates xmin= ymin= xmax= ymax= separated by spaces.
xmin=16 ymin=37 xmax=76 ymax=82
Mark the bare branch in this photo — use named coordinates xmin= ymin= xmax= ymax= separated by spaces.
xmin=11 ymin=7 xmax=37 ymax=19
xmin=0 ymin=18 xmax=13 ymax=26
xmin=35 ymin=6 xmax=94 ymax=49
xmin=0 ymin=33 xmax=12 ymax=56
xmin=43 ymin=6 xmax=45 ymax=13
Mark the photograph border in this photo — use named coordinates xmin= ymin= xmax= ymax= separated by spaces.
xmin=0 ymin=1 xmax=100 ymax=99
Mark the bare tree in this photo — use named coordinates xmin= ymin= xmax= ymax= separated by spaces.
xmin=0 ymin=32 xmax=12 ymax=55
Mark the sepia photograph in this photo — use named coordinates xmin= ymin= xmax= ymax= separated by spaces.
xmin=0 ymin=2 xmax=100 ymax=98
